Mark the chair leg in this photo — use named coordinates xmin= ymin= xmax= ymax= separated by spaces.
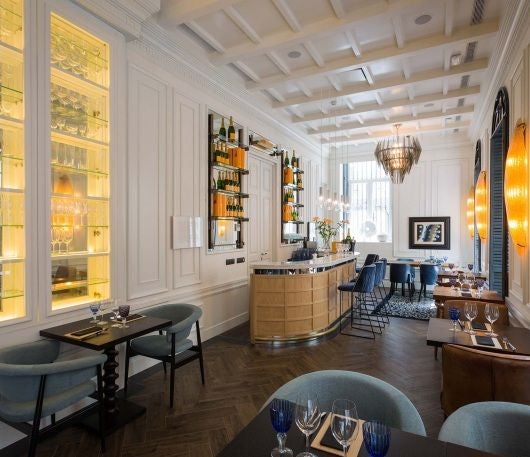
xmin=196 ymin=322 xmax=205 ymax=385
xmin=434 ymin=346 xmax=439 ymax=360
xmin=169 ymin=334 xmax=176 ymax=408
xmin=51 ymin=414 xmax=56 ymax=426
xmin=124 ymin=341 xmax=131 ymax=397
xmin=96 ymin=365 xmax=106 ymax=453
xmin=401 ymin=282 xmax=405 ymax=296
xmin=418 ymin=284 xmax=423 ymax=302
xmin=29 ymin=375 xmax=46 ymax=457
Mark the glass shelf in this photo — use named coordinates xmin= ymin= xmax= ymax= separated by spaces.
xmin=0 ymin=0 xmax=23 ymax=50
xmin=51 ymin=251 xmax=109 ymax=260
xmin=210 ymin=188 xmax=249 ymax=198
xmin=283 ymin=183 xmax=304 ymax=190
xmin=52 ymin=162 xmax=108 ymax=177
xmin=282 ymin=220 xmax=304 ymax=224
xmin=0 ymin=289 xmax=23 ymax=299
xmin=0 ymin=256 xmax=23 ymax=264
xmin=283 ymin=202 xmax=304 ymax=207
xmin=51 ymin=192 xmax=109 ymax=202
xmin=283 ymin=164 xmax=304 ymax=174
xmin=211 ymin=216 xmax=249 ymax=222
xmin=211 ymin=161 xmax=249 ymax=174
xmin=0 ymin=153 xmax=23 ymax=163
xmin=51 ymin=277 xmax=108 ymax=292
xmin=210 ymin=134 xmax=249 ymax=151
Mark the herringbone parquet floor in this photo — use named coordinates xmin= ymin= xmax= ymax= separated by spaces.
xmin=32 ymin=317 xmax=443 ymax=457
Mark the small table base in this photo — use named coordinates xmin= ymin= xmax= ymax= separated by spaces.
xmin=81 ymin=398 xmax=146 ymax=436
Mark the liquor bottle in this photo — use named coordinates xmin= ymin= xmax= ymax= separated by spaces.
xmin=297 ymin=174 xmax=302 ymax=188
xmin=228 ymin=116 xmax=236 ymax=142
xmin=345 ymin=229 xmax=352 ymax=242
xmin=284 ymin=151 xmax=290 ymax=167
xmin=291 ymin=150 xmax=296 ymax=167
xmin=219 ymin=117 xmax=226 ymax=140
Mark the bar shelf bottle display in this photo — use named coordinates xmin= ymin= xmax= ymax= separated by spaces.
xmin=281 ymin=150 xmax=304 ymax=244
xmin=0 ymin=0 xmax=24 ymax=322
xmin=208 ymin=111 xmax=249 ymax=250
xmin=49 ymin=14 xmax=110 ymax=309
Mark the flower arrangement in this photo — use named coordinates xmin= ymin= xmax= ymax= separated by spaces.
xmin=313 ymin=217 xmax=346 ymax=250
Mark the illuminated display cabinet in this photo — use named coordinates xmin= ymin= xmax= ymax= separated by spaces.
xmin=49 ymin=13 xmax=110 ymax=310
xmin=0 ymin=0 xmax=25 ymax=322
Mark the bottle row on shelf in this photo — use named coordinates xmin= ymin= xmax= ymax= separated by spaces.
xmin=215 ymin=171 xmax=240 ymax=192
xmin=282 ymin=204 xmax=301 ymax=222
xmin=283 ymin=167 xmax=303 ymax=187
xmin=212 ymin=193 xmax=245 ymax=218
xmin=283 ymin=150 xmax=300 ymax=169
xmin=212 ymin=141 xmax=246 ymax=169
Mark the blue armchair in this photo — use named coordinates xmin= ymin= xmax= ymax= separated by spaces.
xmin=389 ymin=263 xmax=414 ymax=300
xmin=418 ymin=264 xmax=439 ymax=301
xmin=0 ymin=339 xmax=106 ymax=457
xmin=124 ymin=303 xmax=204 ymax=408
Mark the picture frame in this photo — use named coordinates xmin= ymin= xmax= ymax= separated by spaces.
xmin=408 ymin=217 xmax=450 ymax=250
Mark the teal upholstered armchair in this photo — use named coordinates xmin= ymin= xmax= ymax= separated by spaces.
xmin=439 ymin=402 xmax=530 ymax=457
xmin=263 ymin=370 xmax=426 ymax=436
xmin=0 ymin=339 xmax=106 ymax=457
xmin=124 ymin=303 xmax=204 ymax=408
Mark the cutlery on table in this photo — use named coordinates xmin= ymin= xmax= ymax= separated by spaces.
xmin=502 ymin=336 xmax=517 ymax=352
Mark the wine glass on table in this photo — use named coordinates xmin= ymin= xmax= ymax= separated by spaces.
xmin=448 ymin=262 xmax=455 ymax=275
xmin=331 ymin=399 xmax=359 ymax=457
xmin=449 ymin=277 xmax=457 ymax=290
xmin=294 ymin=393 xmax=321 ymax=457
xmin=485 ymin=304 xmax=499 ymax=337
xmin=270 ymin=399 xmax=295 ymax=457
xmin=110 ymin=300 xmax=121 ymax=327
xmin=475 ymin=279 xmax=485 ymax=298
xmin=118 ymin=304 xmax=130 ymax=329
xmin=89 ymin=303 xmax=100 ymax=323
xmin=464 ymin=302 xmax=478 ymax=334
xmin=449 ymin=307 xmax=460 ymax=332
xmin=363 ymin=421 xmax=391 ymax=457
xmin=467 ymin=263 xmax=474 ymax=278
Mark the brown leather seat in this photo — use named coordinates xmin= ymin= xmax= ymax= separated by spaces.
xmin=441 ymin=344 xmax=530 ymax=416
xmin=442 ymin=300 xmax=509 ymax=326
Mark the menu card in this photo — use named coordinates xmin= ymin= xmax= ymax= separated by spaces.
xmin=311 ymin=414 xmax=364 ymax=456
xmin=471 ymin=334 xmax=502 ymax=349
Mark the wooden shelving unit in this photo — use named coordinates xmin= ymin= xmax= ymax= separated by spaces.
xmin=281 ymin=153 xmax=304 ymax=244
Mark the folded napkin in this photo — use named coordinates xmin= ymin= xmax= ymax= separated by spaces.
xmin=471 ymin=334 xmax=502 ymax=350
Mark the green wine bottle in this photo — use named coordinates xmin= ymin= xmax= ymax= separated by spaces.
xmin=284 ymin=151 xmax=290 ymax=166
xmin=219 ymin=117 xmax=226 ymax=140
xmin=228 ymin=116 xmax=236 ymax=142
xmin=291 ymin=149 xmax=296 ymax=167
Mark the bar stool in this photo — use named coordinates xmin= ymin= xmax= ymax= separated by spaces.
xmin=340 ymin=264 xmax=382 ymax=339
xmin=371 ymin=260 xmax=390 ymax=325
xmin=355 ymin=253 xmax=379 ymax=273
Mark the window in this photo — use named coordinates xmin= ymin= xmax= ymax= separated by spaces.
xmin=343 ymin=160 xmax=392 ymax=242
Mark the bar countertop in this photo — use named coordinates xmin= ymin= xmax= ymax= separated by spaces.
xmin=250 ymin=252 xmax=359 ymax=272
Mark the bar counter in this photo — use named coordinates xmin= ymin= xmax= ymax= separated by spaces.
xmin=249 ymin=253 xmax=359 ymax=343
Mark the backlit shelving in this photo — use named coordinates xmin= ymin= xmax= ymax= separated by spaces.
xmin=49 ymin=13 xmax=110 ymax=310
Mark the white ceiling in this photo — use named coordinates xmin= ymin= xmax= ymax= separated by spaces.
xmin=157 ymin=0 xmax=505 ymax=145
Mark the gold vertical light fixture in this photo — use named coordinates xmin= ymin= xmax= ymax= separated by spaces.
xmin=504 ymin=122 xmax=528 ymax=247
xmin=475 ymin=171 xmax=488 ymax=240
xmin=466 ymin=186 xmax=475 ymax=238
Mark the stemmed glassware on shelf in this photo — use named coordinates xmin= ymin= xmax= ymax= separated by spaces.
xmin=331 ymin=399 xmax=359 ymax=457
xmin=464 ymin=302 xmax=478 ymax=334
xmin=363 ymin=421 xmax=391 ymax=457
xmin=294 ymin=393 xmax=321 ymax=457
xmin=269 ymin=399 xmax=294 ymax=457
xmin=449 ymin=307 xmax=460 ymax=332
xmin=485 ymin=304 xmax=499 ymax=337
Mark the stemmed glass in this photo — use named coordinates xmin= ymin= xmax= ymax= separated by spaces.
xmin=363 ymin=421 xmax=391 ymax=457
xmin=467 ymin=263 xmax=474 ymax=277
xmin=449 ymin=307 xmax=460 ymax=332
xmin=475 ymin=279 xmax=485 ymax=298
xmin=294 ymin=393 xmax=321 ymax=457
xmin=98 ymin=299 xmax=109 ymax=326
xmin=485 ymin=304 xmax=499 ymax=337
xmin=448 ymin=262 xmax=455 ymax=274
xmin=89 ymin=303 xmax=100 ymax=323
xmin=269 ymin=399 xmax=294 ymax=457
xmin=118 ymin=305 xmax=130 ymax=329
xmin=449 ymin=277 xmax=457 ymax=290
xmin=464 ymin=302 xmax=478 ymax=334
xmin=331 ymin=399 xmax=359 ymax=457
xmin=111 ymin=300 xmax=121 ymax=327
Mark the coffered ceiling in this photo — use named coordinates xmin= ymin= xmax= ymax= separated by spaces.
xmin=157 ymin=0 xmax=504 ymax=145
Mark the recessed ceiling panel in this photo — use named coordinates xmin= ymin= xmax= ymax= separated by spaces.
xmin=234 ymin=0 xmax=289 ymax=38
xmin=195 ymin=11 xmax=249 ymax=49
xmin=286 ymin=0 xmax=334 ymax=28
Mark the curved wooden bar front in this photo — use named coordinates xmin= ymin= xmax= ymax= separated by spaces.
xmin=250 ymin=255 xmax=357 ymax=343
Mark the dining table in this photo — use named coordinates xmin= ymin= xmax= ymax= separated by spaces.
xmin=437 ymin=269 xmax=487 ymax=280
xmin=40 ymin=313 xmax=172 ymax=435
xmin=217 ymin=401 xmax=497 ymax=456
xmin=432 ymin=285 xmax=504 ymax=317
xmin=426 ymin=317 xmax=530 ymax=356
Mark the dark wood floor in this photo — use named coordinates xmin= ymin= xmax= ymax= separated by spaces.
xmin=33 ymin=317 xmax=443 ymax=457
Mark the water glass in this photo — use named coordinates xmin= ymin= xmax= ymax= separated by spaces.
xmin=331 ymin=399 xmax=359 ymax=457
xmin=270 ymin=399 xmax=294 ymax=457
xmin=294 ymin=393 xmax=321 ymax=457
xmin=118 ymin=304 xmax=130 ymax=329
xmin=363 ymin=421 xmax=391 ymax=457
xmin=110 ymin=301 xmax=121 ymax=327
xmin=89 ymin=303 xmax=100 ymax=323
xmin=464 ymin=302 xmax=478 ymax=334
xmin=449 ymin=307 xmax=460 ymax=332
xmin=475 ymin=279 xmax=485 ymax=298
xmin=485 ymin=304 xmax=499 ymax=337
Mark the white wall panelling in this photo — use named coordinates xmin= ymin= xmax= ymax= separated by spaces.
xmin=127 ymin=66 xmax=169 ymax=299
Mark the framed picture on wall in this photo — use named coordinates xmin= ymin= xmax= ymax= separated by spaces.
xmin=409 ymin=217 xmax=450 ymax=250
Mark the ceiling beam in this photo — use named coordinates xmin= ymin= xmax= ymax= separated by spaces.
xmin=271 ymin=0 xmax=301 ymax=32
xmin=186 ymin=20 xmax=226 ymax=53
xmin=291 ymin=86 xmax=481 ymax=124
xmin=329 ymin=0 xmax=345 ymax=18
xmin=320 ymin=121 xmax=471 ymax=144
xmin=158 ymin=0 xmax=240 ymax=26
xmin=210 ymin=0 xmax=425 ymax=65
xmin=247 ymin=20 xmax=498 ymax=91
xmin=273 ymin=58 xmax=488 ymax=109
xmin=304 ymin=41 xmax=325 ymax=67
xmin=445 ymin=0 xmax=455 ymax=36
xmin=309 ymin=105 xmax=474 ymax=135
xmin=224 ymin=6 xmax=261 ymax=44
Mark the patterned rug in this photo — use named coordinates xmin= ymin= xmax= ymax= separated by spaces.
xmin=384 ymin=294 xmax=437 ymax=321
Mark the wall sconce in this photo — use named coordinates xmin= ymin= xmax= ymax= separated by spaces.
xmin=466 ymin=186 xmax=475 ymax=238
xmin=504 ymin=121 xmax=527 ymax=247
xmin=475 ymin=170 xmax=487 ymax=240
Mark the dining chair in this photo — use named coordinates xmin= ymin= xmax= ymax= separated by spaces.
xmin=0 ymin=339 xmax=106 ymax=457
xmin=440 ymin=344 xmax=530 ymax=416
xmin=418 ymin=264 xmax=439 ymax=301
xmin=124 ymin=303 xmax=204 ymax=408
xmin=262 ymin=370 xmax=426 ymax=436
xmin=389 ymin=263 xmax=414 ymax=300
xmin=355 ymin=253 xmax=379 ymax=273
xmin=340 ymin=264 xmax=382 ymax=339
xmin=438 ymin=401 xmax=530 ymax=457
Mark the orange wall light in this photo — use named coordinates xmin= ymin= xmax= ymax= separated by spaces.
xmin=475 ymin=171 xmax=488 ymax=240
xmin=466 ymin=186 xmax=475 ymax=238
xmin=504 ymin=122 xmax=528 ymax=247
